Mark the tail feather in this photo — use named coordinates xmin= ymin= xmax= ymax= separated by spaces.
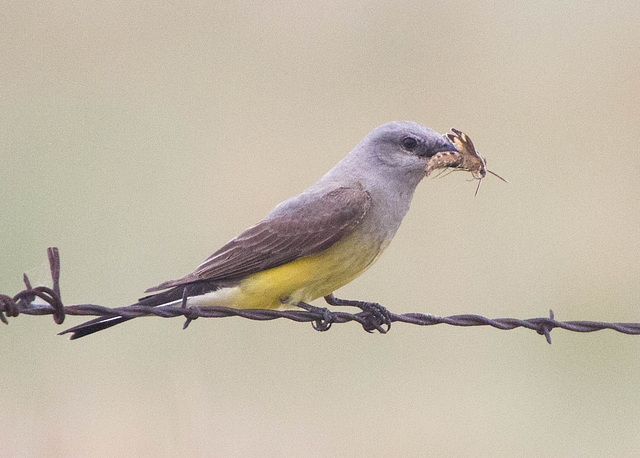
xmin=60 ymin=315 xmax=132 ymax=340
xmin=60 ymin=281 xmax=222 ymax=339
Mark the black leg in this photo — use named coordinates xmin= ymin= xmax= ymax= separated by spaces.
xmin=324 ymin=293 xmax=391 ymax=333
xmin=281 ymin=298 xmax=334 ymax=331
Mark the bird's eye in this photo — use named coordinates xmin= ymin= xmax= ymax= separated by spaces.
xmin=402 ymin=137 xmax=418 ymax=150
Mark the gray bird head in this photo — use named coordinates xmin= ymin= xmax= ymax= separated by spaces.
xmin=365 ymin=121 xmax=458 ymax=168
xmin=317 ymin=121 xmax=459 ymax=202
xmin=343 ymin=121 xmax=458 ymax=183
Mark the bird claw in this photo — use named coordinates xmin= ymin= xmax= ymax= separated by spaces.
xmin=357 ymin=302 xmax=391 ymax=333
xmin=312 ymin=308 xmax=333 ymax=332
xmin=289 ymin=300 xmax=334 ymax=332
xmin=324 ymin=295 xmax=391 ymax=333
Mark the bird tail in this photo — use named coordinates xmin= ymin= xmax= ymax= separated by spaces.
xmin=59 ymin=283 xmax=202 ymax=340
xmin=59 ymin=315 xmax=132 ymax=340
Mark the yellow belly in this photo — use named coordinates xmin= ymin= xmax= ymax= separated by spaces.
xmin=232 ymin=233 xmax=390 ymax=309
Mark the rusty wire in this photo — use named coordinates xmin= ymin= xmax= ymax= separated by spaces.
xmin=2 ymin=248 xmax=640 ymax=344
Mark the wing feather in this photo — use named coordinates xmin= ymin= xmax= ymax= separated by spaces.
xmin=145 ymin=187 xmax=371 ymax=292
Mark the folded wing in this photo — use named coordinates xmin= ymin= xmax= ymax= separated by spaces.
xmin=145 ymin=187 xmax=372 ymax=292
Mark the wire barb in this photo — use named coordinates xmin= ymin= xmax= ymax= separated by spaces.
xmin=2 ymin=248 xmax=640 ymax=344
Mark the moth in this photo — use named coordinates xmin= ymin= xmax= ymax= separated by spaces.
xmin=426 ymin=128 xmax=507 ymax=195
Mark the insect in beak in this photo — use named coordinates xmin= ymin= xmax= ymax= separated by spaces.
xmin=426 ymin=128 xmax=507 ymax=196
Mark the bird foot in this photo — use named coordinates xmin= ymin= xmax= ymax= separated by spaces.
xmin=284 ymin=299 xmax=334 ymax=331
xmin=324 ymin=294 xmax=391 ymax=333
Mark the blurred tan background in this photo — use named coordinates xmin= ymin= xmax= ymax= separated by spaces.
xmin=1 ymin=1 xmax=639 ymax=456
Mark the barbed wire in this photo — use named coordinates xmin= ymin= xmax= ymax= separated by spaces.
xmin=2 ymin=248 xmax=640 ymax=344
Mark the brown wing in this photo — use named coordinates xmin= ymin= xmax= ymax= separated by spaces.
xmin=145 ymin=187 xmax=372 ymax=292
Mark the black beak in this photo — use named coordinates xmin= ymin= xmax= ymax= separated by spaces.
xmin=420 ymin=136 xmax=459 ymax=157
xmin=436 ymin=136 xmax=459 ymax=154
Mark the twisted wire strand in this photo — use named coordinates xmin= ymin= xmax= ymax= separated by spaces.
xmin=2 ymin=248 xmax=640 ymax=344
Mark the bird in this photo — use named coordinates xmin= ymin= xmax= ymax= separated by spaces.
xmin=61 ymin=121 xmax=460 ymax=339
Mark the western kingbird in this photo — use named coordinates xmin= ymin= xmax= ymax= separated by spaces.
xmin=62 ymin=121 xmax=460 ymax=339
